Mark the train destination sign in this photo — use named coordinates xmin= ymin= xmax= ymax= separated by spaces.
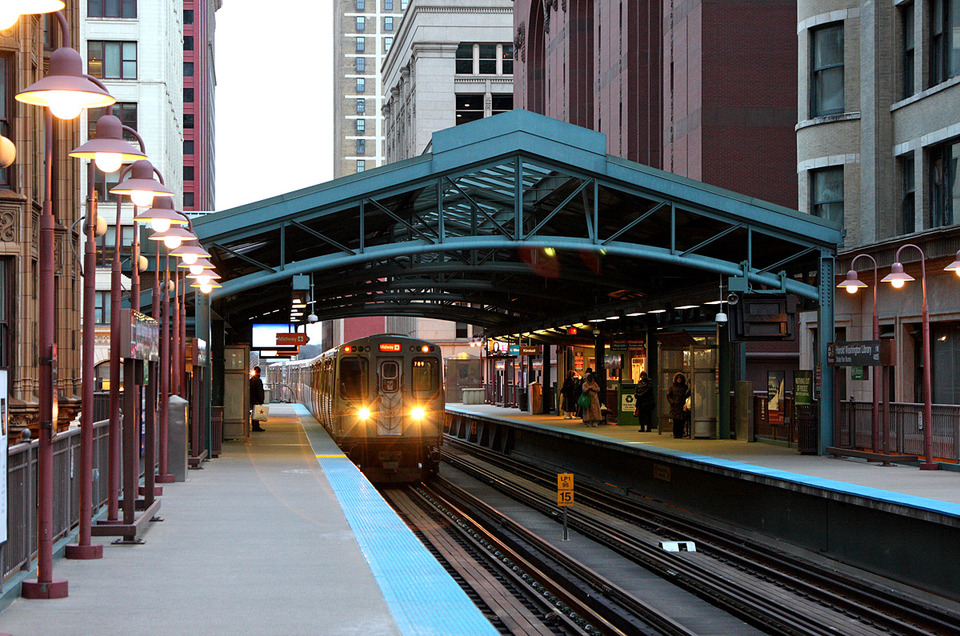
xmin=827 ymin=340 xmax=893 ymax=367
xmin=276 ymin=333 xmax=308 ymax=346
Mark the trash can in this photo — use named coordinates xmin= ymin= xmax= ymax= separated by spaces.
xmin=618 ymin=383 xmax=638 ymax=427
xmin=796 ymin=403 xmax=818 ymax=454
xmin=518 ymin=390 xmax=528 ymax=411
xmin=528 ymin=382 xmax=542 ymax=413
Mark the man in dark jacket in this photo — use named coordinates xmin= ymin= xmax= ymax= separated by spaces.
xmin=634 ymin=371 xmax=656 ymax=432
xmin=250 ymin=366 xmax=266 ymax=432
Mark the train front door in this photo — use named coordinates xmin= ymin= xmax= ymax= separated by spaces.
xmin=377 ymin=358 xmax=403 ymax=436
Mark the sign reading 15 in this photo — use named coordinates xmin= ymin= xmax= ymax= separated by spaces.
xmin=557 ymin=473 xmax=574 ymax=507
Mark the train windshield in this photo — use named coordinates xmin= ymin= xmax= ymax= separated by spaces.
xmin=339 ymin=357 xmax=368 ymax=399
xmin=411 ymin=357 xmax=440 ymax=397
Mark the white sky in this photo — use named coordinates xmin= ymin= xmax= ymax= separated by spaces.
xmin=214 ymin=1 xmax=335 ymax=211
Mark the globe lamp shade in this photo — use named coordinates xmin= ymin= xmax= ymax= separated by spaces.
xmin=837 ymin=269 xmax=867 ymax=295
xmin=184 ymin=258 xmax=215 ymax=275
xmin=881 ymin=262 xmax=914 ymax=289
xmin=16 ymin=47 xmax=115 ymax=119
xmin=171 ymin=244 xmax=211 ymax=263
xmin=0 ymin=0 xmax=65 ymax=29
xmin=134 ymin=198 xmax=188 ymax=234
xmin=945 ymin=251 xmax=960 ymax=278
xmin=70 ymin=115 xmax=146 ymax=172
xmin=109 ymin=159 xmax=174 ymax=205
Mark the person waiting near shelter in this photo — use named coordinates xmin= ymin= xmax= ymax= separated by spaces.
xmin=559 ymin=371 xmax=580 ymax=419
xmin=634 ymin=371 xmax=656 ymax=432
xmin=579 ymin=372 xmax=603 ymax=427
xmin=250 ymin=366 xmax=266 ymax=432
xmin=667 ymin=372 xmax=690 ymax=439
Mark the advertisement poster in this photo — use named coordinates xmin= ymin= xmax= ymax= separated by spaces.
xmin=1 ymin=370 xmax=7 ymax=544
xmin=767 ymin=371 xmax=785 ymax=425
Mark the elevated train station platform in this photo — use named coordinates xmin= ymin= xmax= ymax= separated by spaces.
xmin=445 ymin=403 xmax=960 ymax=602
xmin=0 ymin=404 xmax=497 ymax=636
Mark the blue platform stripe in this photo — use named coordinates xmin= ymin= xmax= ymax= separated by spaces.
xmin=297 ymin=413 xmax=497 ymax=636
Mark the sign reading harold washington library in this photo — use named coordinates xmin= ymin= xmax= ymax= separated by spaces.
xmin=827 ymin=340 xmax=893 ymax=367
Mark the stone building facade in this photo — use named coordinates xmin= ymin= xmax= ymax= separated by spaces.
xmin=1 ymin=9 xmax=86 ymax=433
xmin=797 ymin=0 xmax=960 ymax=406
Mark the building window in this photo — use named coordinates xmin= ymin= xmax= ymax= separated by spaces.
xmin=811 ymin=167 xmax=844 ymax=227
xmin=184 ymin=166 xmax=195 ymax=181
xmin=356 ymin=78 xmax=365 ymax=93
xmin=87 ymin=41 xmax=138 ymax=79
xmin=455 ymin=43 xmax=473 ymax=74
xmin=355 ymin=56 xmax=365 ymax=72
xmin=932 ymin=322 xmax=960 ymax=404
xmin=184 ymin=140 xmax=194 ymax=155
xmin=183 ymin=36 xmax=194 ymax=51
xmin=901 ymin=153 xmax=916 ymax=235
xmin=356 ymin=118 xmax=365 ymax=133
xmin=94 ymin=291 xmax=111 ymax=325
xmin=384 ymin=37 xmax=393 ymax=52
xmin=384 ymin=0 xmax=393 ymax=9
xmin=88 ymin=0 xmax=137 ymax=18
xmin=384 ymin=17 xmax=393 ymax=31
xmin=356 ymin=16 xmax=365 ymax=32
xmin=930 ymin=139 xmax=959 ymax=228
xmin=184 ymin=88 xmax=194 ymax=103
xmin=401 ymin=0 xmax=407 ymax=9
xmin=184 ymin=61 xmax=194 ymax=77
xmin=356 ymin=160 xmax=366 ymax=172
xmin=0 ymin=258 xmax=10 ymax=368
xmin=356 ymin=139 xmax=366 ymax=155
xmin=456 ymin=323 xmax=468 ymax=339
xmin=930 ymin=0 xmax=960 ymax=85
xmin=87 ymin=102 xmax=138 ymax=143
xmin=902 ymin=2 xmax=915 ymax=99
xmin=456 ymin=94 xmax=484 ymax=125
xmin=809 ymin=24 xmax=844 ymax=117
xmin=1 ymin=56 xmax=13 ymax=189
xmin=184 ymin=9 xmax=193 ymax=24
xmin=183 ymin=192 xmax=195 ymax=208
xmin=356 ymin=98 xmax=365 ymax=113
xmin=356 ymin=37 xmax=365 ymax=53
xmin=478 ymin=44 xmax=497 ymax=74
xmin=492 ymin=94 xmax=513 ymax=115
xmin=184 ymin=113 xmax=194 ymax=129
xmin=93 ymin=170 xmax=121 ymax=203
xmin=502 ymin=44 xmax=514 ymax=75
xmin=357 ymin=0 xmax=365 ymax=10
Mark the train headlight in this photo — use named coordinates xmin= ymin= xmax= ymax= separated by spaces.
xmin=358 ymin=407 xmax=370 ymax=420
xmin=411 ymin=407 xmax=425 ymax=420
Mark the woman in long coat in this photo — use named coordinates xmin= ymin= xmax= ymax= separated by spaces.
xmin=666 ymin=373 xmax=690 ymax=438
xmin=580 ymin=373 xmax=603 ymax=427
xmin=559 ymin=371 xmax=580 ymax=419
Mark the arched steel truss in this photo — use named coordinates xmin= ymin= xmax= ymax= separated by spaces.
xmin=196 ymin=111 xmax=840 ymax=340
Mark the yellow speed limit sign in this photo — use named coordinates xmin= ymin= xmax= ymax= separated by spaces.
xmin=557 ymin=473 xmax=574 ymax=507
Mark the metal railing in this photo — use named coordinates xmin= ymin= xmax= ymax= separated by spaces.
xmin=2 ymin=421 xmax=111 ymax=585
xmin=837 ymin=401 xmax=960 ymax=463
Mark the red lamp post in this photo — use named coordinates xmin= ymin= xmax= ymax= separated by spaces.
xmin=14 ymin=8 xmax=115 ymax=600
xmin=836 ymin=254 xmax=880 ymax=453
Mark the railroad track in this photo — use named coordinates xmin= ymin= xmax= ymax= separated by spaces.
xmin=383 ymin=483 xmax=694 ymax=635
xmin=443 ymin=437 xmax=960 ymax=635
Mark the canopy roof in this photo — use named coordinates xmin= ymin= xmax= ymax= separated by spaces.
xmin=196 ymin=110 xmax=840 ymax=341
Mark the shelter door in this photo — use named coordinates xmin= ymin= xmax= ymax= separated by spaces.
xmin=377 ymin=358 xmax=403 ymax=436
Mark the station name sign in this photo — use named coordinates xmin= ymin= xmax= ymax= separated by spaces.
xmin=827 ymin=340 xmax=893 ymax=367
xmin=276 ymin=333 xmax=308 ymax=346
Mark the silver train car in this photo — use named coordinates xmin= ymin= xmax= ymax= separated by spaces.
xmin=272 ymin=334 xmax=443 ymax=483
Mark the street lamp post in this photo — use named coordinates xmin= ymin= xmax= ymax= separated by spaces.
xmin=14 ymin=7 xmax=115 ymax=599
xmin=837 ymin=254 xmax=881 ymax=453
xmin=64 ymin=113 xmax=145 ymax=560
xmin=880 ymin=244 xmax=950 ymax=470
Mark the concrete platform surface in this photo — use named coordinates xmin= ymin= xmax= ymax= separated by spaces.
xmin=450 ymin=403 xmax=960 ymax=507
xmin=0 ymin=404 xmax=492 ymax=636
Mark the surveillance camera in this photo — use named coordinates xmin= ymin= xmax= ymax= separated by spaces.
xmin=715 ymin=312 xmax=728 ymax=324
xmin=307 ymin=313 xmax=319 ymax=323
xmin=727 ymin=292 xmax=740 ymax=305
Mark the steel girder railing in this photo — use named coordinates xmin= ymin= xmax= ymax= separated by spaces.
xmin=837 ymin=401 xmax=960 ymax=463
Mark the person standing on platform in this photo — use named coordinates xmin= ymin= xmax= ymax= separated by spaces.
xmin=667 ymin=372 xmax=690 ymax=439
xmin=250 ymin=366 xmax=266 ymax=432
xmin=634 ymin=371 xmax=656 ymax=432
xmin=559 ymin=371 xmax=580 ymax=419
xmin=580 ymin=372 xmax=603 ymax=427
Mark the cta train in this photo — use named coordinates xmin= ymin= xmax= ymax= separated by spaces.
xmin=271 ymin=334 xmax=444 ymax=483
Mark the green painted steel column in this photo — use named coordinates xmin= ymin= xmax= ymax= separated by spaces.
xmin=818 ymin=254 xmax=836 ymax=454
xmin=195 ymin=290 xmax=213 ymax=455
xmin=718 ymin=322 xmax=731 ymax=439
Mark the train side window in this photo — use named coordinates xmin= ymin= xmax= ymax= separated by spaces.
xmin=412 ymin=357 xmax=439 ymax=397
xmin=339 ymin=357 xmax=368 ymax=399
